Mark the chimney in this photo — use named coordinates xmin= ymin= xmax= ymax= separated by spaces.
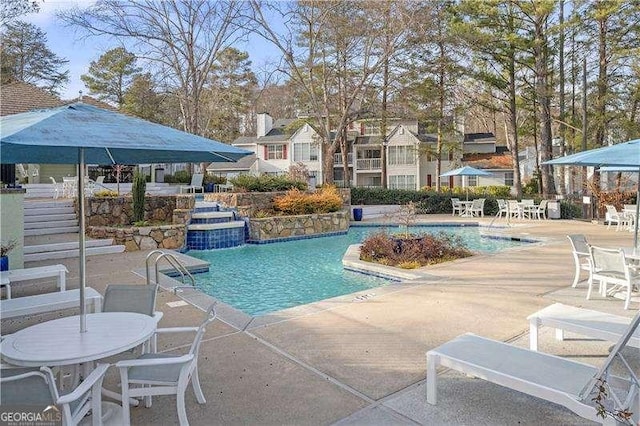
xmin=256 ymin=112 xmax=273 ymax=138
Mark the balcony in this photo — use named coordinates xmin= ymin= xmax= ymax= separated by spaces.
xmin=356 ymin=158 xmax=382 ymax=170
xmin=334 ymin=153 xmax=353 ymax=166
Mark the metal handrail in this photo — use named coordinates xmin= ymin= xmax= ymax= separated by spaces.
xmin=145 ymin=249 xmax=196 ymax=289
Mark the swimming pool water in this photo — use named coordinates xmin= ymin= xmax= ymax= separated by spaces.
xmin=187 ymin=225 xmax=528 ymax=316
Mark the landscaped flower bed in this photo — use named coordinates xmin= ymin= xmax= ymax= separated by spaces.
xmin=359 ymin=231 xmax=472 ymax=269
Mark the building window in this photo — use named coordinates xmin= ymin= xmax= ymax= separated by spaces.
xmin=363 ymin=122 xmax=380 ymax=136
xmin=293 ymin=142 xmax=318 ymax=162
xmin=265 ymin=144 xmax=286 ymax=160
xmin=388 ymin=146 xmax=416 ymax=165
xmin=504 ymin=171 xmax=514 ymax=186
xmin=467 ymin=176 xmax=478 ymax=187
xmin=389 ymin=175 xmax=416 ymax=190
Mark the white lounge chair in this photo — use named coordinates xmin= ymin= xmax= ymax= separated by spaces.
xmin=0 ymin=288 xmax=102 ymax=319
xmin=527 ymin=303 xmax=640 ymax=351
xmin=179 ymin=173 xmax=204 ymax=194
xmin=567 ymin=234 xmax=591 ymax=288
xmin=534 ymin=199 xmax=549 ymax=220
xmin=427 ymin=312 xmax=640 ymax=425
xmin=116 ymin=303 xmax=216 ymax=425
xmin=0 ymin=264 xmax=68 ymax=299
xmin=49 ymin=176 xmax=60 ymax=199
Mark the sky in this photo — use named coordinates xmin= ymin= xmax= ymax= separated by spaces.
xmin=23 ymin=1 xmax=282 ymax=100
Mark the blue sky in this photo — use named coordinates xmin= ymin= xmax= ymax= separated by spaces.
xmin=24 ymin=1 xmax=282 ymax=100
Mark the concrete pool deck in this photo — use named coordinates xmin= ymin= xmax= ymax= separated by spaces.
xmin=3 ymin=214 xmax=639 ymax=425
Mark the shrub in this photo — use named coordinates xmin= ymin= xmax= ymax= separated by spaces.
xmin=93 ymin=189 xmax=119 ymax=197
xmin=561 ymin=200 xmax=583 ymax=219
xmin=163 ymin=170 xmax=192 ymax=184
xmin=229 ymin=174 xmax=307 ymax=192
xmin=273 ymin=186 xmax=343 ymax=215
xmin=132 ymin=170 xmax=146 ymax=223
xmin=360 ymin=231 xmax=472 ymax=267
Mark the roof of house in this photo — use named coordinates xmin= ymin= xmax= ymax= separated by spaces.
xmin=463 ymin=148 xmax=513 ymax=170
xmin=65 ymin=96 xmax=118 ymax=112
xmin=207 ymin=153 xmax=257 ymax=172
xmin=464 ymin=132 xmax=496 ymax=143
xmin=267 ymin=118 xmax=297 ymax=136
xmin=0 ymin=81 xmax=63 ymax=116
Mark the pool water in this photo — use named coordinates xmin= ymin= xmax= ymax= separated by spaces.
xmin=187 ymin=225 xmax=528 ymax=316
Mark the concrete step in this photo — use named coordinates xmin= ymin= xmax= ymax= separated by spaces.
xmin=24 ymin=213 xmax=77 ymax=223
xmin=25 ymin=220 xmax=78 ymax=230
xmin=24 ymin=239 xmax=115 ymax=254
xmin=24 ymin=200 xmax=74 ymax=209
xmin=24 ymin=207 xmax=75 ymax=216
xmin=191 ymin=211 xmax=234 ymax=220
xmin=24 ymin=245 xmax=126 ymax=262
xmin=25 ymin=226 xmax=80 ymax=236
xmin=187 ymin=221 xmax=245 ymax=231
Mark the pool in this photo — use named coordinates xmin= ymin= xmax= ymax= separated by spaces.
xmin=187 ymin=225 xmax=529 ymax=316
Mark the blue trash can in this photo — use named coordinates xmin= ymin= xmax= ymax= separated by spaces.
xmin=353 ymin=207 xmax=363 ymax=221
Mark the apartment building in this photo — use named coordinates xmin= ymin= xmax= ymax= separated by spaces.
xmin=230 ymin=113 xmax=513 ymax=190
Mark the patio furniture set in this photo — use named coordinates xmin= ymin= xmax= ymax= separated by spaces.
xmin=0 ymin=265 xmax=215 ymax=426
xmin=606 ymin=204 xmax=638 ymax=233
xmin=50 ymin=176 xmax=106 ymax=199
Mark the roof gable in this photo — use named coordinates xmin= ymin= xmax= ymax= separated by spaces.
xmin=0 ymin=82 xmax=63 ymax=116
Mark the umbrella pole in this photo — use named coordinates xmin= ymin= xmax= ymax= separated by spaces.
xmin=634 ymin=168 xmax=639 ymax=249
xmin=78 ymin=149 xmax=87 ymax=333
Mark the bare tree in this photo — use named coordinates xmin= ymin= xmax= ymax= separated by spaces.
xmin=60 ymin=0 xmax=252 ymax=137
xmin=249 ymin=0 xmax=413 ymax=184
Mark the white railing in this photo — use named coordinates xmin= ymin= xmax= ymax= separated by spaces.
xmin=356 ymin=158 xmax=382 ymax=170
xmin=334 ymin=153 xmax=353 ymax=165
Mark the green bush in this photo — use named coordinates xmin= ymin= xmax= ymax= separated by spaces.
xmin=163 ymin=170 xmax=192 ymax=184
xmin=351 ymin=187 xmax=501 ymax=216
xmin=560 ymin=200 xmax=583 ymax=219
xmin=229 ymin=174 xmax=307 ymax=192
xmin=132 ymin=170 xmax=146 ymax=223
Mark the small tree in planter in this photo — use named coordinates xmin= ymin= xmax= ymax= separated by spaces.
xmin=132 ymin=170 xmax=146 ymax=224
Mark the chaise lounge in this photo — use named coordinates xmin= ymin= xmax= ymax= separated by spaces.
xmin=426 ymin=311 xmax=640 ymax=424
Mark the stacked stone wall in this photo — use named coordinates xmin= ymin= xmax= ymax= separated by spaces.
xmin=248 ymin=211 xmax=349 ymax=241
xmin=87 ymin=224 xmax=186 ymax=251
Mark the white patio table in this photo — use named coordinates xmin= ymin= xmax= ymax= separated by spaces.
xmin=458 ymin=201 xmax=473 ymax=217
xmin=0 ymin=312 xmax=157 ymax=367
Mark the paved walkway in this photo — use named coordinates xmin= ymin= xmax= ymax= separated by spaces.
xmin=3 ymin=214 xmax=638 ymax=425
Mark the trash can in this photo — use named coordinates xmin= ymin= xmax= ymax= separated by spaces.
xmin=154 ymin=168 xmax=164 ymax=183
xmin=353 ymin=207 xmax=363 ymax=221
xmin=547 ymin=201 xmax=561 ymax=219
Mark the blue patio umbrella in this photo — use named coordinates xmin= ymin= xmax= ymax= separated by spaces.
xmin=543 ymin=139 xmax=640 ymax=247
xmin=0 ymin=103 xmax=251 ymax=332
xmin=440 ymin=166 xmax=493 ymax=200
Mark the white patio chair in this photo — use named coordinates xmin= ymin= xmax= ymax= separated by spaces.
xmin=116 ymin=303 xmax=217 ymax=426
xmin=49 ymin=176 xmax=60 ymax=199
xmin=520 ymin=199 xmax=535 ymax=219
xmin=179 ymin=173 xmax=204 ymax=194
xmin=468 ymin=198 xmax=485 ymax=217
xmin=1 ymin=364 xmax=110 ymax=426
xmin=605 ymin=205 xmax=626 ymax=231
xmin=103 ymin=284 xmax=163 ymax=352
xmin=427 ymin=312 xmax=640 ymax=425
xmin=534 ymin=199 xmax=549 ymax=220
xmin=495 ymin=199 xmax=508 ymax=218
xmin=567 ymin=234 xmax=591 ymax=288
xmin=506 ymin=200 xmax=521 ymax=219
xmin=451 ymin=198 xmax=463 ymax=216
xmin=588 ymin=245 xmax=638 ymax=310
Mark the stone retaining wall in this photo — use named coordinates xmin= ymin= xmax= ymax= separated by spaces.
xmin=205 ymin=188 xmax=351 ymax=218
xmin=81 ymin=195 xmax=195 ymax=226
xmin=248 ymin=210 xmax=349 ymax=241
xmin=87 ymin=224 xmax=186 ymax=251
